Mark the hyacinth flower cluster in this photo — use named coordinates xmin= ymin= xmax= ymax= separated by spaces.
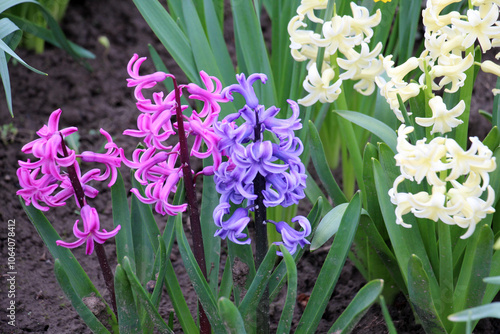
xmin=17 ymin=109 xmax=122 ymax=255
xmin=379 ymin=0 xmax=500 ymax=122
xmin=213 ymin=73 xmax=311 ymax=255
xmin=389 ymin=125 xmax=496 ymax=239
xmin=121 ymin=54 xmax=227 ymax=216
xmin=288 ymin=1 xmax=385 ymax=105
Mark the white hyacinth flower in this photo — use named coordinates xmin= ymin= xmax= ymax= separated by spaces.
xmin=451 ymin=6 xmax=500 ymax=52
xmin=298 ymin=64 xmax=342 ymax=106
xmin=415 ymin=96 xmax=464 ymax=134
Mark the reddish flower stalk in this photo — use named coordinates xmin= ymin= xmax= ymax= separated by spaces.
xmin=172 ymin=78 xmax=211 ymax=334
xmin=59 ymin=133 xmax=118 ymax=317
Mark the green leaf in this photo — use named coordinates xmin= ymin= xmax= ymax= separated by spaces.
xmin=329 ymin=279 xmax=384 ymax=333
xmin=483 ymin=126 xmax=500 ymax=152
xmin=276 ymin=246 xmax=297 ymax=334
xmin=130 ymin=185 xmax=155 ymax=285
xmin=448 ymin=302 xmax=500 ymax=322
xmin=218 ymin=297 xmax=247 ymax=333
xmin=238 ymin=245 xmax=278 ymax=322
xmin=175 ymin=215 xmax=226 ymax=332
xmin=335 ymin=110 xmax=397 ymax=153
xmin=132 ymin=0 xmax=198 ymax=82
xmin=230 ymin=0 xmax=275 ymax=107
xmin=21 ymin=200 xmax=113 ymax=315
xmin=112 ymin=170 xmax=135 ymax=269
xmin=200 ymin=158 xmax=222 ymax=294
xmin=308 ymin=120 xmax=347 ymax=206
xmin=407 ymin=255 xmax=447 ymax=334
xmin=379 ymin=295 xmax=398 ymax=334
xmin=452 ymin=225 xmax=493 ymax=334
xmin=115 ymin=264 xmax=141 ymax=332
xmin=164 ymin=256 xmax=198 ymax=333
xmin=54 ymin=260 xmax=112 ymax=334
xmin=122 ymin=257 xmax=174 ymax=333
xmin=269 ymin=197 xmax=324 ymax=301
xmin=372 ymin=157 xmax=438 ymax=291
xmin=310 ymin=203 xmax=348 ymax=251
xmin=296 ymin=192 xmax=362 ymax=333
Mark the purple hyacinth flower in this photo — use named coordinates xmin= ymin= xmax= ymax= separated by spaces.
xmin=222 ymin=73 xmax=267 ymax=109
xmin=232 ymin=141 xmax=289 ymax=184
xmin=56 ymin=205 xmax=121 ymax=255
xmin=213 ymin=203 xmax=251 ymax=245
xmin=269 ymin=216 xmax=311 ymax=255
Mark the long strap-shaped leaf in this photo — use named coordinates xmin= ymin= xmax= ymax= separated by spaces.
xmin=21 ymin=200 xmax=115 ymax=318
xmin=175 ymin=215 xmax=227 ymax=333
xmin=230 ymin=0 xmax=276 ymax=107
xmin=115 ymin=263 xmax=142 ymax=333
xmin=132 ymin=0 xmax=198 ymax=82
xmin=237 ymin=244 xmax=278 ymax=326
xmin=111 ymin=170 xmax=135 ymax=269
xmin=328 ymin=279 xmax=384 ymax=333
xmin=407 ymin=255 xmax=447 ymax=334
xmin=295 ymin=192 xmax=362 ymax=333
xmin=276 ymin=246 xmax=297 ymax=334
xmin=54 ymin=260 xmax=113 ymax=334
xmin=218 ymin=297 xmax=247 ymax=333
xmin=122 ymin=257 xmax=174 ymax=334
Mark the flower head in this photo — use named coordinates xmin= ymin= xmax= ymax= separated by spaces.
xmin=56 ymin=205 xmax=121 ymax=255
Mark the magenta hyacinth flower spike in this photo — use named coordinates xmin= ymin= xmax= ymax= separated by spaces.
xmin=56 ymin=205 xmax=121 ymax=255
xmin=19 ymin=109 xmax=77 ymax=180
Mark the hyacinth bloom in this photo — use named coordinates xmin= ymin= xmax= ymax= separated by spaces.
xmin=122 ymin=54 xmax=227 ymax=216
xmin=17 ymin=109 xmax=122 ymax=253
xmin=19 ymin=108 xmax=77 ymax=181
xmin=270 ymin=216 xmax=311 ymax=256
xmin=415 ymin=96 xmax=464 ymax=134
xmin=213 ymin=72 xmax=311 ymax=255
xmin=389 ymin=125 xmax=496 ymax=238
xmin=56 ymin=205 xmax=121 ymax=255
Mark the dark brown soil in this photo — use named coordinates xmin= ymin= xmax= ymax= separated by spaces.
xmin=0 ymin=0 xmax=497 ymax=333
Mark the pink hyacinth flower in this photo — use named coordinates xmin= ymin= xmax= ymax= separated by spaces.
xmin=16 ymin=166 xmax=62 ymax=211
xmin=127 ymin=54 xmax=173 ymax=102
xmin=79 ymin=129 xmax=122 ymax=187
xmin=19 ymin=109 xmax=77 ymax=180
xmin=56 ymin=205 xmax=121 ymax=255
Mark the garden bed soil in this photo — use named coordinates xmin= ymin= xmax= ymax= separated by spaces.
xmin=0 ymin=0 xmax=498 ymax=333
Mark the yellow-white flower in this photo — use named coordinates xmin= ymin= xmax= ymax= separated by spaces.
xmin=318 ymin=15 xmax=363 ymax=55
xmin=296 ymin=0 xmax=328 ymax=23
xmin=451 ymin=6 xmax=500 ymax=52
xmin=410 ymin=186 xmax=460 ymax=225
xmin=382 ymin=56 xmax=420 ymax=85
xmin=429 ymin=53 xmax=475 ymax=92
xmin=415 ymin=96 xmax=464 ymax=134
xmin=288 ymin=16 xmax=321 ymax=62
xmin=481 ymin=59 xmax=500 ymax=76
xmin=445 ymin=137 xmax=497 ymax=188
xmin=338 ymin=42 xmax=383 ymax=80
xmin=298 ymin=64 xmax=342 ymax=106
xmin=394 ymin=125 xmax=448 ymax=185
xmin=422 ymin=3 xmax=460 ymax=33
xmin=348 ymin=2 xmax=382 ymax=42
xmin=448 ymin=178 xmax=495 ymax=238
xmin=352 ymin=57 xmax=385 ymax=95
xmin=376 ymin=79 xmax=421 ymax=121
